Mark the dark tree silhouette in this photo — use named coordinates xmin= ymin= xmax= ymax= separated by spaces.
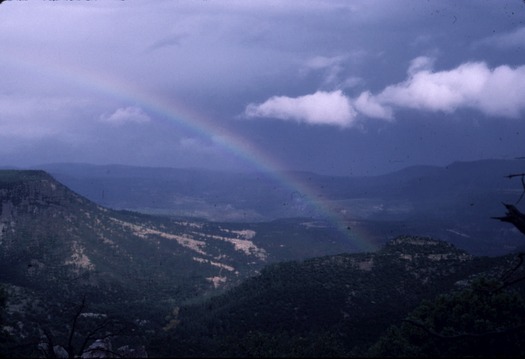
xmin=493 ymin=203 xmax=525 ymax=236
xmin=493 ymin=173 xmax=525 ymax=236
xmin=368 ymin=167 xmax=525 ymax=357
xmin=39 ymin=295 xmax=130 ymax=359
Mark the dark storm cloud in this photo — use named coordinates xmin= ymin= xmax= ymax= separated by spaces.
xmin=0 ymin=0 xmax=524 ymax=175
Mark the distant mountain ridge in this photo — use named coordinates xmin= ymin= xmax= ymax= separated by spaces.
xmin=0 ymin=170 xmax=246 ymax=296
xmin=30 ymin=159 xmax=525 ymax=256
xmin=33 ymin=159 xmax=525 ymax=219
xmin=0 ymin=170 xmax=360 ymax=295
xmin=1 ymin=169 xmax=523 ymax=357
xmin=0 ymin=169 xmax=362 ymax=349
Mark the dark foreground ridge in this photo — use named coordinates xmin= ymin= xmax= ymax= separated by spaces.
xmin=1 ymin=169 xmax=524 ymax=357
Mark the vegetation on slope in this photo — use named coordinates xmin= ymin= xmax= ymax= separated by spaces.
xmin=369 ymin=275 xmax=525 ymax=357
xmin=151 ymin=236 xmax=510 ymax=357
xmin=2 ymin=169 xmax=525 ymax=357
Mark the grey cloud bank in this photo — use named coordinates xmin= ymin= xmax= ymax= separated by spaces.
xmin=0 ymin=0 xmax=524 ymax=176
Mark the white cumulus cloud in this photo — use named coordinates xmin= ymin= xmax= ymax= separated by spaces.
xmin=244 ymin=58 xmax=525 ymax=128
xmin=353 ymin=91 xmax=393 ymax=120
xmin=407 ymin=56 xmax=435 ymax=76
xmin=375 ymin=60 xmax=525 ymax=118
xmin=100 ymin=106 xmax=151 ymax=125
xmin=244 ymin=90 xmax=357 ymax=127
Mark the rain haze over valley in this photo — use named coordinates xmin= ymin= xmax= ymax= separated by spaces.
xmin=1 ymin=1 xmax=525 ymax=357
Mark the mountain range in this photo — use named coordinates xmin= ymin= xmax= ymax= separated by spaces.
xmin=0 ymin=169 xmax=361 ymax=357
xmin=1 ymin=159 xmax=525 ymax=357
xmin=29 ymin=159 xmax=525 ymax=256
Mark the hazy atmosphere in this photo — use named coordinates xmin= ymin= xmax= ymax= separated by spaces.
xmin=3 ymin=2 xmax=525 ymax=357
xmin=1 ymin=0 xmax=525 ymax=175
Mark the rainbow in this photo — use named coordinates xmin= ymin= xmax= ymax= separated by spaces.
xmin=1 ymin=51 xmax=376 ymax=252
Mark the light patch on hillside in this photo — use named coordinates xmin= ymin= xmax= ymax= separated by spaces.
xmin=399 ymin=254 xmax=413 ymax=261
xmin=208 ymin=233 xmax=267 ymax=260
xmin=446 ymin=229 xmax=471 ymax=238
xmin=91 ymin=218 xmax=117 ymax=247
xmin=207 ymin=276 xmax=227 ymax=288
xmin=48 ymin=182 xmax=57 ymax=191
xmin=399 ymin=252 xmax=471 ymax=262
xmin=350 ymin=257 xmax=374 ymax=271
xmin=100 ymin=236 xmax=115 ymax=246
xmin=428 ymin=253 xmax=472 ymax=261
xmin=220 ymin=228 xmax=257 ymax=240
xmin=110 ymin=218 xmax=207 ymax=255
xmin=65 ymin=241 xmax=94 ymax=271
xmin=193 ymin=257 xmax=235 ymax=272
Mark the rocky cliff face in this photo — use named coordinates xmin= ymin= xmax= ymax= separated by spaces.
xmin=0 ymin=170 xmax=363 ymax=356
xmin=2 ymin=170 xmax=517 ymax=357
xmin=0 ymin=170 xmax=274 ymax=296
xmin=0 ymin=170 xmax=279 ymax=353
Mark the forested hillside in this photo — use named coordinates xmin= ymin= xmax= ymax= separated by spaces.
xmin=151 ymin=236 xmax=525 ymax=357
xmin=0 ymin=170 xmax=358 ymax=356
xmin=1 ymin=170 xmax=525 ymax=357
xmin=38 ymin=159 xmax=525 ymax=256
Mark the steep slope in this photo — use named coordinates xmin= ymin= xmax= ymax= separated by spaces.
xmin=35 ymin=159 xmax=525 ymax=256
xmin=0 ymin=170 xmax=361 ymax=354
xmin=154 ymin=236 xmax=507 ymax=357
xmin=0 ymin=170 xmax=266 ymax=299
xmin=2 ymin=169 xmax=522 ymax=356
xmin=0 ymin=171 xmax=360 ymax=296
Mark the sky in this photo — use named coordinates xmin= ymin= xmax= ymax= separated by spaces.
xmin=1 ymin=0 xmax=525 ymax=176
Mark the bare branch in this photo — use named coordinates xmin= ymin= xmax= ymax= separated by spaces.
xmin=42 ymin=328 xmax=58 ymax=359
xmin=67 ymin=294 xmax=86 ymax=359
xmin=505 ymin=173 xmax=525 ymax=179
xmin=492 ymin=203 xmax=525 ymax=236
xmin=78 ymin=317 xmax=125 ymax=356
